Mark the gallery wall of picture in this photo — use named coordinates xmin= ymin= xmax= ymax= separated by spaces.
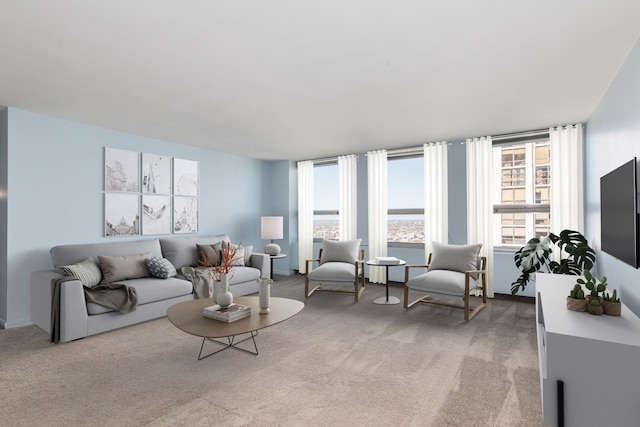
xmin=104 ymin=147 xmax=199 ymax=237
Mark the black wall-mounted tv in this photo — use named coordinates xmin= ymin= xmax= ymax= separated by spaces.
xmin=600 ymin=158 xmax=639 ymax=268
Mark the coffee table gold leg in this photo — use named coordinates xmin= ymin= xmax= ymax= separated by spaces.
xmin=197 ymin=331 xmax=260 ymax=360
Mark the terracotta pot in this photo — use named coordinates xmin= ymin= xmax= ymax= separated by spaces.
xmin=602 ymin=300 xmax=622 ymax=316
xmin=566 ymin=297 xmax=588 ymax=312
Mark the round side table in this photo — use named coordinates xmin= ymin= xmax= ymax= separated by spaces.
xmin=366 ymin=259 xmax=406 ymax=305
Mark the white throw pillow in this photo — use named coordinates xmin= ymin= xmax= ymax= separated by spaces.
xmin=60 ymin=257 xmax=102 ymax=288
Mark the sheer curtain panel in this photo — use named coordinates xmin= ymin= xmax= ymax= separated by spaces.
xmin=466 ymin=137 xmax=494 ymax=297
xmin=424 ymin=142 xmax=448 ymax=258
xmin=338 ymin=155 xmax=358 ymax=241
xmin=297 ymin=160 xmax=314 ymax=272
xmin=550 ymin=124 xmax=584 ymax=233
xmin=368 ymin=150 xmax=388 ymax=283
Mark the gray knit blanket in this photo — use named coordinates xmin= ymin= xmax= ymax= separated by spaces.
xmin=180 ymin=266 xmax=214 ymax=299
xmin=50 ymin=277 xmax=138 ymax=343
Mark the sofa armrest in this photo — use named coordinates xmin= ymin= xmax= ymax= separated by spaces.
xmin=31 ymin=270 xmax=89 ymax=342
xmin=31 ymin=270 xmax=63 ymax=333
xmin=250 ymin=253 xmax=270 ymax=279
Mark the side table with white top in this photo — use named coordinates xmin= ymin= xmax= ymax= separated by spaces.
xmin=366 ymin=259 xmax=406 ymax=305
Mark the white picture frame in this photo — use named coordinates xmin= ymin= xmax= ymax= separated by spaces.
xmin=142 ymin=153 xmax=171 ymax=194
xmin=173 ymin=158 xmax=198 ymax=196
xmin=105 ymin=193 xmax=140 ymax=236
xmin=173 ymin=196 xmax=198 ymax=233
xmin=142 ymin=195 xmax=172 ymax=235
xmin=104 ymin=147 xmax=139 ymax=192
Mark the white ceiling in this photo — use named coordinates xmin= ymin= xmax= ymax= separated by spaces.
xmin=1 ymin=1 xmax=639 ymax=161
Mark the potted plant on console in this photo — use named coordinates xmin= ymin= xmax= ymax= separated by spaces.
xmin=566 ymin=283 xmax=588 ymax=312
xmin=577 ymin=270 xmax=607 ymax=315
xmin=511 ymin=229 xmax=596 ymax=294
xmin=602 ymin=289 xmax=622 ymax=316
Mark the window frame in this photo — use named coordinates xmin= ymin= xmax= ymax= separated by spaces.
xmin=312 ymin=161 xmax=339 ymax=242
xmin=387 ymin=152 xmax=425 ymax=248
xmin=492 ymin=136 xmax=551 ymax=249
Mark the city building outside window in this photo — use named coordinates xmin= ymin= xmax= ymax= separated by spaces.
xmin=388 ymin=156 xmax=424 ymax=246
xmin=313 ymin=163 xmax=339 ymax=240
xmin=492 ymin=138 xmax=551 ymax=247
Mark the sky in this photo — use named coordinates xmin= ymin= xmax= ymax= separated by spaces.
xmin=314 ymin=157 xmax=424 ymax=210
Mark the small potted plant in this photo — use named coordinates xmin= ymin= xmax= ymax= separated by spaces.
xmin=577 ymin=270 xmax=607 ymax=315
xmin=566 ymin=284 xmax=588 ymax=312
xmin=602 ymin=289 xmax=622 ymax=316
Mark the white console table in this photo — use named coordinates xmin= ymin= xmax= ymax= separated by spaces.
xmin=536 ymin=273 xmax=640 ymax=427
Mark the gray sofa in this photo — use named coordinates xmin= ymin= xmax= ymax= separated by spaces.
xmin=30 ymin=234 xmax=270 ymax=343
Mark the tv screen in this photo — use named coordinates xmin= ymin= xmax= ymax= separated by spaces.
xmin=600 ymin=158 xmax=638 ymax=268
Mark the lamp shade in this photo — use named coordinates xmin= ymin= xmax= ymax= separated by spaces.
xmin=261 ymin=216 xmax=283 ymax=240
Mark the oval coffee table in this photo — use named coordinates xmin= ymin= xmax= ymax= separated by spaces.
xmin=167 ymin=296 xmax=304 ymax=360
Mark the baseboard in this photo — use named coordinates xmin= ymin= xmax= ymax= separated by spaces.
xmin=494 ymin=293 xmax=535 ymax=304
xmin=0 ymin=317 xmax=33 ymax=329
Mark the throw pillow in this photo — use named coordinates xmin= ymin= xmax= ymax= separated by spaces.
xmin=145 ymin=257 xmax=177 ymax=279
xmin=196 ymin=244 xmax=220 ymax=267
xmin=427 ymin=242 xmax=482 ymax=273
xmin=243 ymin=245 xmax=253 ymax=266
xmin=222 ymin=240 xmax=248 ymax=266
xmin=320 ymin=239 xmax=361 ymax=264
xmin=60 ymin=257 xmax=102 ymax=288
xmin=99 ymin=252 xmax=152 ymax=283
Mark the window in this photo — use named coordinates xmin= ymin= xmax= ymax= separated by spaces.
xmin=388 ymin=156 xmax=424 ymax=246
xmin=313 ymin=163 xmax=339 ymax=240
xmin=492 ymin=139 xmax=550 ymax=247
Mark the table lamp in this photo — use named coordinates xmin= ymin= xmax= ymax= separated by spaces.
xmin=261 ymin=216 xmax=283 ymax=256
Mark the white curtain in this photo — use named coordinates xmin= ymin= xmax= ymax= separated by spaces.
xmin=424 ymin=141 xmax=448 ymax=258
xmin=550 ymin=124 xmax=584 ymax=233
xmin=466 ymin=137 xmax=494 ymax=298
xmin=367 ymin=150 xmax=388 ymax=283
xmin=338 ymin=155 xmax=358 ymax=241
xmin=297 ymin=160 xmax=314 ymax=273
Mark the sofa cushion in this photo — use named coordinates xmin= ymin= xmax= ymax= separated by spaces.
xmin=87 ymin=277 xmax=193 ymax=315
xmin=51 ymin=239 xmax=163 ymax=271
xmin=196 ymin=243 xmax=221 ymax=267
xmin=60 ymin=257 xmax=102 ymax=288
xmin=228 ymin=266 xmax=261 ymax=285
xmin=99 ymin=253 xmax=152 ymax=283
xmin=160 ymin=235 xmax=230 ymax=270
xmin=320 ymin=239 xmax=361 ymax=264
xmin=145 ymin=257 xmax=177 ymax=279
xmin=308 ymin=262 xmax=356 ymax=282
xmin=406 ymin=270 xmax=480 ymax=296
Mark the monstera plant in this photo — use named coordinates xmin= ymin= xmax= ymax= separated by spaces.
xmin=511 ymin=229 xmax=596 ymax=294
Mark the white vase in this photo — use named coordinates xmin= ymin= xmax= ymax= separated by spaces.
xmin=216 ymin=274 xmax=233 ymax=308
xmin=257 ymin=278 xmax=272 ymax=314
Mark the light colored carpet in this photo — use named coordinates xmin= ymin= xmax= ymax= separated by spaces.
xmin=0 ymin=275 xmax=543 ymax=426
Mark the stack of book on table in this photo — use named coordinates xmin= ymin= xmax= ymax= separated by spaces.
xmin=203 ymin=303 xmax=251 ymax=323
xmin=375 ymin=256 xmax=402 ymax=265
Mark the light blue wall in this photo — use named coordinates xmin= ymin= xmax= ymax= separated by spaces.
xmin=585 ymin=36 xmax=640 ymax=316
xmin=0 ymin=108 xmax=8 ymax=324
xmin=2 ymin=108 xmax=264 ymax=328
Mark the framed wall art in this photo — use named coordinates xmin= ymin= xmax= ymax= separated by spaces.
xmin=142 ymin=153 xmax=171 ymax=194
xmin=104 ymin=148 xmax=139 ymax=192
xmin=105 ymin=193 xmax=140 ymax=236
xmin=173 ymin=158 xmax=198 ymax=196
xmin=173 ymin=196 xmax=198 ymax=233
xmin=142 ymin=195 xmax=172 ymax=235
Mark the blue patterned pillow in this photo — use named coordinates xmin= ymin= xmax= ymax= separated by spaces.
xmin=145 ymin=257 xmax=177 ymax=279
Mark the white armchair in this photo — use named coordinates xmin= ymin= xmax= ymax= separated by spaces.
xmin=305 ymin=239 xmax=366 ymax=302
xmin=404 ymin=242 xmax=487 ymax=321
